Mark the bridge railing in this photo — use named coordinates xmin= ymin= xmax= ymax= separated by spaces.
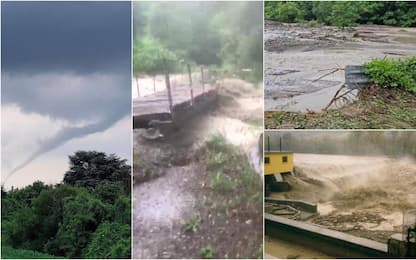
xmin=134 ymin=64 xmax=215 ymax=114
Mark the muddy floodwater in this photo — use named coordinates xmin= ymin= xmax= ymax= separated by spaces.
xmin=264 ymin=22 xmax=416 ymax=112
xmin=265 ymin=236 xmax=331 ymax=259
xmin=270 ymin=153 xmax=416 ymax=243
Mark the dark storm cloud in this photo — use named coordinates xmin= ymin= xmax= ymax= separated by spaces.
xmin=1 ymin=1 xmax=131 ymax=120
xmin=1 ymin=1 xmax=131 ymax=74
xmin=1 ymin=1 xmax=131 ymax=178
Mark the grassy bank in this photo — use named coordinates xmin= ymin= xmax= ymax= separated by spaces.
xmin=183 ymin=134 xmax=263 ymax=259
xmin=1 ymin=246 xmax=63 ymax=259
xmin=265 ymin=86 xmax=416 ymax=129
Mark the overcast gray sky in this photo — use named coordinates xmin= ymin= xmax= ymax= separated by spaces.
xmin=1 ymin=1 xmax=131 ymax=189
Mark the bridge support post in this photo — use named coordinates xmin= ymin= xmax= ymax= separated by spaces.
xmin=135 ymin=77 xmax=140 ymax=97
xmin=200 ymin=66 xmax=205 ymax=93
xmin=165 ymin=72 xmax=174 ymax=118
xmin=188 ymin=64 xmax=194 ymax=106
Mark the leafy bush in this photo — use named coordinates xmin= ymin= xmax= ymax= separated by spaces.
xmin=265 ymin=2 xmax=304 ymax=23
xmin=83 ymin=222 xmax=131 ymax=259
xmin=54 ymin=192 xmax=109 ymax=258
xmin=200 ymin=246 xmax=215 ymax=259
xmin=364 ymin=57 xmax=416 ymax=93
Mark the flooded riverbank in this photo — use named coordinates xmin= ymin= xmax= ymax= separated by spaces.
xmin=265 ymin=22 xmax=416 ymax=112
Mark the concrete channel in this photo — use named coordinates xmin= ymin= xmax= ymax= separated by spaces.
xmin=265 ymin=213 xmax=388 ymax=258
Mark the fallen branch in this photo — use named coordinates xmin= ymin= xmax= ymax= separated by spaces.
xmin=313 ymin=67 xmax=345 ymax=82
xmin=324 ymin=84 xmax=358 ymax=111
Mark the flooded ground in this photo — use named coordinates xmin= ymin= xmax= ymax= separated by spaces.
xmin=265 ymin=236 xmax=331 ymax=259
xmin=264 ymin=21 xmax=416 ymax=112
xmin=133 ymin=78 xmax=263 ymax=258
xmin=270 ymin=153 xmax=416 ymax=243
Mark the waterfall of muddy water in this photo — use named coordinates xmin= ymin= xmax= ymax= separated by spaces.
xmin=269 ymin=153 xmax=416 ymax=242
xmin=264 ymin=23 xmax=416 ymax=112
xmin=157 ymin=77 xmax=264 ymax=174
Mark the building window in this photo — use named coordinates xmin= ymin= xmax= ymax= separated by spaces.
xmin=282 ymin=156 xmax=288 ymax=163
xmin=265 ymin=157 xmax=270 ymax=164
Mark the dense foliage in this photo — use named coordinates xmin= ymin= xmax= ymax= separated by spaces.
xmin=1 ymin=151 xmax=131 ymax=259
xmin=265 ymin=1 xmax=416 ymax=27
xmin=364 ymin=57 xmax=416 ymax=93
xmin=133 ymin=2 xmax=263 ymax=82
xmin=1 ymin=246 xmax=63 ymax=259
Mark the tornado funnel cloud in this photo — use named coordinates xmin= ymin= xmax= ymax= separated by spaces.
xmin=3 ymin=116 xmax=122 ymax=183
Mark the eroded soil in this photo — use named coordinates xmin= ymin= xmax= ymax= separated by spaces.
xmin=133 ymin=78 xmax=263 ymax=258
xmin=265 ymin=85 xmax=416 ymax=129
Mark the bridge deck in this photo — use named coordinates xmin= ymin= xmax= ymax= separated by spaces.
xmin=133 ymin=83 xmax=216 ymax=120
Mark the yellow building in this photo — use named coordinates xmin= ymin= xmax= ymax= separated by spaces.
xmin=264 ymin=151 xmax=294 ymax=176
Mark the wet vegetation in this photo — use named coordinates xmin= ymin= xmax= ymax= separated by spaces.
xmin=133 ymin=2 xmax=263 ymax=83
xmin=1 ymin=151 xmax=131 ymax=259
xmin=265 ymin=1 xmax=416 ymax=27
xmin=266 ymin=84 xmax=416 ymax=129
xmin=365 ymin=57 xmax=416 ymax=93
xmin=186 ymin=134 xmax=262 ymax=258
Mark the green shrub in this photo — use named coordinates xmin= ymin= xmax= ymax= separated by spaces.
xmin=364 ymin=57 xmax=416 ymax=93
xmin=182 ymin=215 xmax=201 ymax=233
xmin=210 ymin=171 xmax=234 ymax=193
xmin=266 ymin=2 xmax=304 ymax=23
xmin=200 ymin=246 xmax=215 ymax=259
xmin=84 ymin=222 xmax=131 ymax=259
xmin=206 ymin=134 xmax=228 ymax=153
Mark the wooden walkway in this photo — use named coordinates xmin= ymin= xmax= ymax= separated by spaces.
xmin=133 ymin=83 xmax=216 ymax=121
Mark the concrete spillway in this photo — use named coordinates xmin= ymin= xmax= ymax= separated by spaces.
xmin=265 ymin=213 xmax=388 ymax=258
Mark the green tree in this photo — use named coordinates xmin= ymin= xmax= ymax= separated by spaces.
xmin=54 ymin=191 xmax=109 ymax=258
xmin=329 ymin=2 xmax=359 ymax=27
xmin=133 ymin=37 xmax=178 ymax=92
xmin=63 ymin=151 xmax=130 ymax=192
xmin=276 ymin=2 xmax=304 ymax=23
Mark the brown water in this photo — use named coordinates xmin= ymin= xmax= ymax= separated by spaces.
xmin=271 ymin=153 xmax=416 ymax=242
xmin=265 ymin=23 xmax=416 ymax=112
xmin=265 ymin=236 xmax=332 ymax=259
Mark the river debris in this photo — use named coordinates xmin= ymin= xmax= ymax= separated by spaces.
xmin=312 ymin=64 xmax=372 ymax=111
